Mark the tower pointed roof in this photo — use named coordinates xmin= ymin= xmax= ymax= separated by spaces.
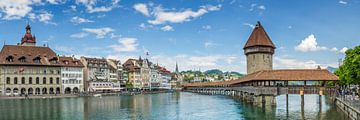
xmin=243 ymin=21 xmax=275 ymax=49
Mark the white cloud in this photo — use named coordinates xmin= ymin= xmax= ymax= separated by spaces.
xmin=330 ymin=47 xmax=338 ymax=52
xmin=258 ymin=5 xmax=266 ymax=10
xmin=274 ymin=57 xmax=337 ymax=69
xmin=138 ymin=23 xmax=153 ymax=30
xmin=70 ymin=16 xmax=94 ymax=24
xmin=70 ymin=32 xmax=89 ymax=38
xmin=0 ymin=0 xmax=39 ymax=20
xmin=46 ymin=0 xmax=66 ymax=4
xmin=202 ymin=25 xmax=212 ymax=30
xmin=160 ymin=25 xmax=174 ymax=31
xmin=340 ymin=47 xmax=348 ymax=54
xmin=28 ymin=11 xmax=55 ymax=24
xmin=204 ymin=41 xmax=217 ymax=48
xmin=243 ymin=23 xmax=255 ymax=29
xmin=55 ymin=46 xmax=75 ymax=54
xmin=149 ymin=54 xmax=243 ymax=72
xmin=339 ymin=0 xmax=347 ymax=5
xmin=38 ymin=11 xmax=54 ymax=23
xmin=110 ymin=37 xmax=139 ymax=52
xmin=147 ymin=4 xmax=221 ymax=25
xmin=133 ymin=3 xmax=150 ymax=16
xmin=76 ymin=0 xmax=120 ymax=13
xmin=82 ymin=27 xmax=114 ymax=38
xmin=295 ymin=34 xmax=328 ymax=52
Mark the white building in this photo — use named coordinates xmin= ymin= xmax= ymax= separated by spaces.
xmin=59 ymin=56 xmax=84 ymax=94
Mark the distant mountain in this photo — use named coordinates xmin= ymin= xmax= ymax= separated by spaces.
xmin=326 ymin=66 xmax=338 ymax=73
xmin=204 ymin=69 xmax=223 ymax=74
xmin=224 ymin=71 xmax=244 ymax=76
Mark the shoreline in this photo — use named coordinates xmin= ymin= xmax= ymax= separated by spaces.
xmin=0 ymin=90 xmax=177 ymax=100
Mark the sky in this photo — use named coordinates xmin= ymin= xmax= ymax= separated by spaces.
xmin=0 ymin=0 xmax=359 ymax=74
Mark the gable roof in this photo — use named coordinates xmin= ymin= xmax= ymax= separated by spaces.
xmin=243 ymin=21 xmax=276 ymax=49
xmin=58 ymin=56 xmax=84 ymax=67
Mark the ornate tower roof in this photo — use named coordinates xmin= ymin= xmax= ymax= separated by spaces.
xmin=21 ymin=24 xmax=36 ymax=46
xmin=243 ymin=21 xmax=275 ymax=49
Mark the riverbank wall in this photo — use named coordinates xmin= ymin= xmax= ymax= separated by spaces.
xmin=335 ymin=97 xmax=360 ymax=120
xmin=0 ymin=90 xmax=175 ymax=100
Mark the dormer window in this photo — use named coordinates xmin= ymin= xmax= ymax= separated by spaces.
xmin=33 ymin=57 xmax=41 ymax=63
xmin=6 ymin=56 xmax=14 ymax=62
xmin=50 ymin=57 xmax=58 ymax=64
xmin=64 ymin=60 xmax=69 ymax=65
xmin=18 ymin=56 xmax=26 ymax=62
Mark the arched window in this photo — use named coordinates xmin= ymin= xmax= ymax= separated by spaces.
xmin=29 ymin=77 xmax=32 ymax=84
xmin=6 ymin=56 xmax=14 ymax=62
xmin=6 ymin=77 xmax=10 ymax=84
xmin=21 ymin=77 xmax=25 ymax=84
xmin=43 ymin=77 xmax=46 ymax=84
xmin=14 ymin=77 xmax=18 ymax=84
xmin=50 ymin=77 xmax=53 ymax=84
xmin=56 ymin=77 xmax=60 ymax=84
xmin=19 ymin=56 xmax=26 ymax=62
xmin=36 ymin=77 xmax=39 ymax=84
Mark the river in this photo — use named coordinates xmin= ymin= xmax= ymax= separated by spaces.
xmin=0 ymin=92 xmax=347 ymax=120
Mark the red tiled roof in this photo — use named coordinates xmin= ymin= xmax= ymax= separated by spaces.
xmin=0 ymin=45 xmax=59 ymax=66
xmin=243 ymin=22 xmax=276 ymax=49
xmin=183 ymin=69 xmax=339 ymax=87
xmin=58 ymin=56 xmax=84 ymax=67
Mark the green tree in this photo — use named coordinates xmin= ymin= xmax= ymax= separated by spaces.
xmin=335 ymin=45 xmax=360 ymax=86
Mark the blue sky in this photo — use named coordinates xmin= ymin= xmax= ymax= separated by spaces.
xmin=0 ymin=0 xmax=359 ymax=73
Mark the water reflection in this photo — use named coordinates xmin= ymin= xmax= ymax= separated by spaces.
xmin=0 ymin=93 xmax=347 ymax=120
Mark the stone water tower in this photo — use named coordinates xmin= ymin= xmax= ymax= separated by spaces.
xmin=244 ymin=22 xmax=276 ymax=74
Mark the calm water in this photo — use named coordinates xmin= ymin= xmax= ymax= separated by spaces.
xmin=0 ymin=92 xmax=347 ymax=120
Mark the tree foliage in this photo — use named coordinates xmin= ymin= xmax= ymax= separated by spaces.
xmin=335 ymin=45 xmax=360 ymax=85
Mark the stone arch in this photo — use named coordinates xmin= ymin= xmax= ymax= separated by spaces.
xmin=42 ymin=88 xmax=47 ymax=94
xmin=49 ymin=87 xmax=54 ymax=94
xmin=73 ymin=87 xmax=79 ymax=94
xmin=13 ymin=88 xmax=19 ymax=95
xmin=65 ymin=87 xmax=71 ymax=94
xmin=20 ymin=88 xmax=26 ymax=95
xmin=35 ymin=88 xmax=40 ymax=95
xmin=28 ymin=88 xmax=33 ymax=95
xmin=56 ymin=87 xmax=61 ymax=94
xmin=6 ymin=88 xmax=11 ymax=95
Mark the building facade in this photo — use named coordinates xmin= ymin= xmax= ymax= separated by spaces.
xmin=0 ymin=25 xmax=62 ymax=96
xmin=59 ymin=56 xmax=84 ymax=94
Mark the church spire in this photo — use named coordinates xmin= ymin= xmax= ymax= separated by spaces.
xmin=175 ymin=61 xmax=179 ymax=73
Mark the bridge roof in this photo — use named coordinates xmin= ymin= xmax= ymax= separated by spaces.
xmin=183 ymin=69 xmax=339 ymax=87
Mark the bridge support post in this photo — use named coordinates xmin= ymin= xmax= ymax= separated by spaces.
xmin=253 ymin=95 xmax=277 ymax=106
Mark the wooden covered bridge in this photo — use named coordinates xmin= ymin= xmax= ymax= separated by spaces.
xmin=183 ymin=69 xmax=339 ymax=106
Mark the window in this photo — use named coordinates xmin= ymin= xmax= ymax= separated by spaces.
xmin=36 ymin=77 xmax=39 ymax=84
xmin=33 ymin=57 xmax=41 ymax=63
xmin=6 ymin=56 xmax=14 ymax=62
xmin=29 ymin=77 xmax=32 ymax=84
xmin=21 ymin=77 xmax=25 ymax=84
xmin=14 ymin=77 xmax=18 ymax=84
xmin=19 ymin=56 xmax=26 ymax=62
xmin=50 ymin=77 xmax=53 ymax=84
xmin=6 ymin=77 xmax=10 ymax=84
xmin=56 ymin=77 xmax=60 ymax=84
xmin=43 ymin=70 xmax=46 ymax=74
xmin=43 ymin=77 xmax=46 ymax=84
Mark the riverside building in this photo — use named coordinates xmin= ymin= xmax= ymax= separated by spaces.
xmin=0 ymin=24 xmax=62 ymax=96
